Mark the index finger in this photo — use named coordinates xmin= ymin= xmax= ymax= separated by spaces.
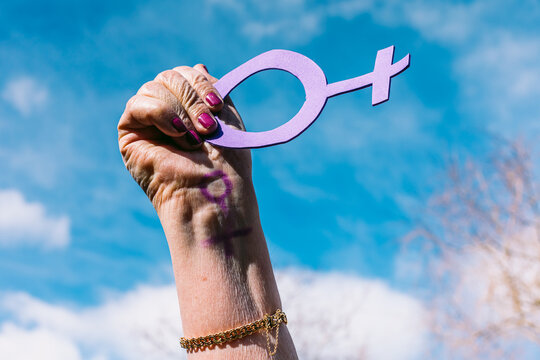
xmin=172 ymin=65 xmax=224 ymax=114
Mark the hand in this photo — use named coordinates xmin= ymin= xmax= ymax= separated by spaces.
xmin=118 ymin=64 xmax=298 ymax=359
xmin=118 ymin=64 xmax=253 ymax=216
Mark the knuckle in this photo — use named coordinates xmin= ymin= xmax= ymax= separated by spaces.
xmin=192 ymin=74 xmax=214 ymax=94
xmin=173 ymin=65 xmax=191 ymax=73
xmin=189 ymin=102 xmax=208 ymax=117
xmin=137 ymin=81 xmax=160 ymax=96
xmin=127 ymin=95 xmax=169 ymax=125
xmin=192 ymin=72 xmax=210 ymax=86
xmin=156 ymin=69 xmax=182 ymax=84
xmin=177 ymin=80 xmax=199 ymax=109
xmin=146 ymin=99 xmax=167 ymax=121
xmin=125 ymin=95 xmax=140 ymax=112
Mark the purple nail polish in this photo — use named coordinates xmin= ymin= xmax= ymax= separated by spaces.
xmin=205 ymin=92 xmax=222 ymax=107
xmin=198 ymin=113 xmax=216 ymax=129
xmin=186 ymin=130 xmax=202 ymax=146
xmin=172 ymin=117 xmax=186 ymax=132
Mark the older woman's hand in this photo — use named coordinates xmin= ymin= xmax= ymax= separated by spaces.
xmin=118 ymin=64 xmax=297 ymax=359
xmin=118 ymin=64 xmax=253 ymax=217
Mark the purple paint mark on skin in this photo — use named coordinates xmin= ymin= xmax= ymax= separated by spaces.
xmin=205 ymin=46 xmax=410 ymax=149
xmin=204 ymin=227 xmax=252 ymax=257
xmin=198 ymin=170 xmax=233 ymax=215
xmin=198 ymin=170 xmax=250 ymax=256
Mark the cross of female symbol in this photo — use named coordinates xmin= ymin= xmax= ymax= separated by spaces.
xmin=204 ymin=228 xmax=252 ymax=257
xmin=205 ymin=46 xmax=410 ymax=149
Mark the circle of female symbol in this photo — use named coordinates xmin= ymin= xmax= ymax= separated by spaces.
xmin=205 ymin=46 xmax=410 ymax=149
xmin=198 ymin=170 xmax=252 ymax=257
xmin=198 ymin=170 xmax=233 ymax=215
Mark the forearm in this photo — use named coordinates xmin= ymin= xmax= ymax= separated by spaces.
xmin=157 ymin=184 xmax=298 ymax=359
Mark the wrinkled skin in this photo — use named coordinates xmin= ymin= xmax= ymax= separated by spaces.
xmin=118 ymin=64 xmax=252 ymax=214
xmin=117 ymin=64 xmax=298 ymax=360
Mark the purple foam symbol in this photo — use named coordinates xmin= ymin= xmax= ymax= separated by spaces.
xmin=205 ymin=46 xmax=410 ymax=149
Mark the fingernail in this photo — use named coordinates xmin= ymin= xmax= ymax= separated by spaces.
xmin=202 ymin=64 xmax=208 ymax=72
xmin=186 ymin=130 xmax=202 ymax=146
xmin=198 ymin=113 xmax=216 ymax=129
xmin=172 ymin=117 xmax=186 ymax=132
xmin=205 ymin=92 xmax=222 ymax=107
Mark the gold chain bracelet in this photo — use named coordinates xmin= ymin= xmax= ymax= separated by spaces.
xmin=179 ymin=309 xmax=287 ymax=357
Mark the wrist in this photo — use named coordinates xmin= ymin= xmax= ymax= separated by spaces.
xmin=155 ymin=178 xmax=261 ymax=251
xmin=154 ymin=173 xmax=298 ymax=358
xmin=157 ymin=187 xmax=281 ymax=328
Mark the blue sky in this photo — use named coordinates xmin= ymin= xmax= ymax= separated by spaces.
xmin=0 ymin=0 xmax=539 ymax=358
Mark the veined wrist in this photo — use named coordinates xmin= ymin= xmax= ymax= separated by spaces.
xmin=153 ymin=170 xmax=258 ymax=220
xmin=163 ymin=212 xmax=283 ymax=340
xmin=157 ymin=194 xmax=261 ymax=242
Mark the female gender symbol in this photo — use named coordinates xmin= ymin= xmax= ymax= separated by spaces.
xmin=198 ymin=170 xmax=252 ymax=256
xmin=205 ymin=45 xmax=410 ymax=149
xmin=198 ymin=170 xmax=233 ymax=215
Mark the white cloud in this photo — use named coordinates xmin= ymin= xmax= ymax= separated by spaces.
xmin=271 ymin=167 xmax=336 ymax=202
xmin=1 ymin=76 xmax=48 ymax=115
xmin=206 ymin=0 xmax=327 ymax=45
xmin=455 ymin=33 xmax=540 ymax=135
xmin=0 ymin=324 xmax=82 ymax=360
xmin=1 ymin=285 xmax=181 ymax=360
xmin=0 ymin=269 xmax=428 ymax=360
xmin=278 ymin=270 xmax=427 ymax=360
xmin=374 ymin=0 xmax=487 ymax=45
xmin=439 ymin=225 xmax=540 ymax=334
xmin=0 ymin=189 xmax=70 ymax=249
xmin=404 ymin=221 xmax=540 ymax=357
xmin=205 ymin=0 xmax=482 ymax=45
xmin=0 ymin=147 xmax=61 ymax=188
xmin=206 ymin=0 xmax=540 ymax=138
xmin=205 ymin=0 xmax=513 ymax=48
xmin=242 ymin=12 xmax=322 ymax=44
